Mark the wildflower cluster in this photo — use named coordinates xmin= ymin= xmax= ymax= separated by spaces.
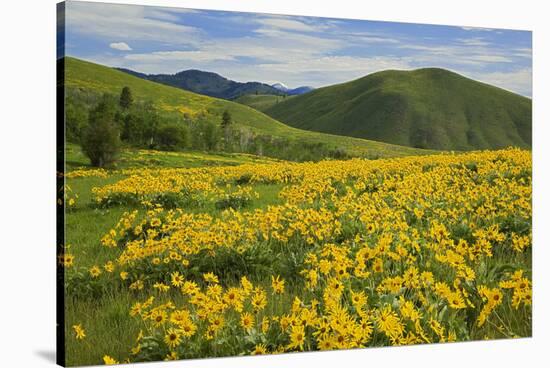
xmin=68 ymin=148 xmax=531 ymax=364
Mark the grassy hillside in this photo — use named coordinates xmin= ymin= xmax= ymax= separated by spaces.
xmin=264 ymin=68 xmax=532 ymax=151
xmin=64 ymin=57 xmax=432 ymax=158
xmin=234 ymin=94 xmax=296 ymax=112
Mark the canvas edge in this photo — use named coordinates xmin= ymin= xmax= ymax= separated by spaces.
xmin=56 ymin=1 xmax=67 ymax=367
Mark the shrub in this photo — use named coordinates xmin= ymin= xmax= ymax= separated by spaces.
xmin=214 ymin=195 xmax=252 ymax=210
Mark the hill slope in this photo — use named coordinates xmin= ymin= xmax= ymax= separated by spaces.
xmin=264 ymin=68 xmax=532 ymax=151
xmin=117 ymin=68 xmax=283 ymax=100
xmin=234 ymin=94 xmax=296 ymax=112
xmin=64 ymin=57 xmax=432 ymax=158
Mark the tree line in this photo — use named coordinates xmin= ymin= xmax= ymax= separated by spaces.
xmin=66 ymin=86 xmax=349 ymax=167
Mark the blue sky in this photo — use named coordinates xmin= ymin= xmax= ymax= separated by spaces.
xmin=64 ymin=1 xmax=532 ymax=96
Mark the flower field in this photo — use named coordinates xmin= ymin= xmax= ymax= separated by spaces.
xmin=62 ymin=148 xmax=531 ymax=365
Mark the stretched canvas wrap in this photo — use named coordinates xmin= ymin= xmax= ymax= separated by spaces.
xmin=56 ymin=1 xmax=532 ymax=366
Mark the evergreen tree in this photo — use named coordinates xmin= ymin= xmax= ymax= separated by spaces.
xmin=119 ymin=86 xmax=133 ymax=109
xmin=221 ymin=110 xmax=232 ymax=129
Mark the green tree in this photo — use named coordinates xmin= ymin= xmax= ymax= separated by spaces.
xmin=221 ymin=110 xmax=232 ymax=129
xmin=65 ymin=100 xmax=88 ymax=142
xmin=157 ymin=124 xmax=190 ymax=150
xmin=121 ymin=112 xmax=146 ymax=145
xmin=143 ymin=103 xmax=160 ymax=148
xmin=202 ymin=120 xmax=221 ymax=151
xmin=82 ymin=96 xmax=121 ymax=167
xmin=220 ymin=110 xmax=234 ymax=150
xmin=119 ymin=86 xmax=133 ymax=109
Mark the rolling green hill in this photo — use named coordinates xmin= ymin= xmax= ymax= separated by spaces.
xmin=264 ymin=68 xmax=532 ymax=151
xmin=234 ymin=94 xmax=296 ymax=112
xmin=64 ymin=57 xmax=432 ymax=158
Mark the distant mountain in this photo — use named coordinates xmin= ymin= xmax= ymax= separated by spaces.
xmin=264 ymin=68 xmax=532 ymax=151
xmin=117 ymin=68 xmax=148 ymax=79
xmin=271 ymin=82 xmax=289 ymax=91
xmin=289 ymin=86 xmax=315 ymax=95
xmin=271 ymin=82 xmax=314 ymax=95
xmin=117 ymin=68 xmax=285 ymax=100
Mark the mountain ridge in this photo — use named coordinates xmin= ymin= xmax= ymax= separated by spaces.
xmin=271 ymin=82 xmax=314 ymax=95
xmin=116 ymin=67 xmax=312 ymax=100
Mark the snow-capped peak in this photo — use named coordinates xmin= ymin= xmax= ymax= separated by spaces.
xmin=271 ymin=82 xmax=289 ymax=91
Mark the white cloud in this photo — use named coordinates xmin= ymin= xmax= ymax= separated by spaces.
xmin=109 ymin=42 xmax=132 ymax=51
xmin=467 ymin=54 xmax=513 ymax=63
xmin=456 ymin=37 xmax=491 ymax=47
xmin=513 ymin=47 xmax=532 ymax=58
xmin=119 ymin=27 xmax=343 ymax=75
xmin=125 ymin=50 xmax=235 ymax=63
xmin=146 ymin=7 xmax=200 ymax=21
xmin=463 ymin=68 xmax=532 ymax=97
xmin=66 ymin=2 xmax=201 ymax=45
xmin=460 ymin=26 xmax=498 ymax=32
xmin=343 ymin=33 xmax=402 ymax=44
xmin=256 ymin=17 xmax=323 ymax=33
xmin=98 ymin=30 xmax=403 ymax=86
xmin=399 ymin=42 xmax=515 ymax=66
xmin=221 ymin=14 xmax=334 ymax=34
xmin=255 ymin=56 xmax=414 ymax=87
